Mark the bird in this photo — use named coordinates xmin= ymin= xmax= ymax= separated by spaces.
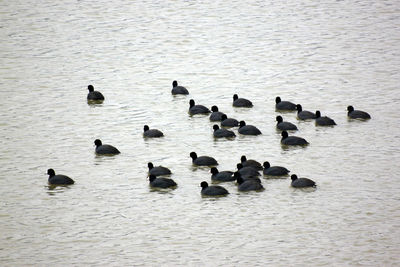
xmin=87 ymin=85 xmax=105 ymax=101
xmin=291 ymin=174 xmax=316 ymax=188
xmin=190 ymin=152 xmax=218 ymax=166
xmin=94 ymin=139 xmax=120 ymax=155
xmin=188 ymin=99 xmax=211 ymax=115
xmin=240 ymin=155 xmax=263 ymax=170
xmin=200 ymin=181 xmax=229 ymax=196
xmin=47 ymin=169 xmax=74 ymax=185
xmin=275 ymin=96 xmax=296 ymax=111
xmin=236 ymin=174 xmax=264 ymax=191
xmin=233 ymin=94 xmax=253 ymax=107
xmin=296 ymin=104 xmax=316 ymax=120
xmin=147 ymin=162 xmax=171 ymax=176
xmin=281 ymin=131 xmax=309 ymax=146
xmin=263 ymin=161 xmax=290 ymax=176
xmin=236 ymin=163 xmax=261 ymax=178
xmin=233 ymin=171 xmax=261 ymax=183
xmin=143 ymin=125 xmax=164 ymax=138
xmin=347 ymin=106 xmax=371 ymax=120
xmin=149 ymin=175 xmax=177 ymax=189
xmin=213 ymin=125 xmax=236 ymax=138
xmin=209 ymin=106 xmax=226 ymax=121
xmin=210 ymin=167 xmax=235 ymax=182
xmin=238 ymin=121 xmax=262 ymax=135
xmin=276 ymin=116 xmax=298 ymax=131
xmin=221 ymin=114 xmax=239 ymax=127
xmin=315 ymin=110 xmax=336 ymax=126
xmin=171 ymin=80 xmax=189 ymax=95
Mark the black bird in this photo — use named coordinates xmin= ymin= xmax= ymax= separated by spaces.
xmin=210 ymin=167 xmax=235 ymax=182
xmin=236 ymin=174 xmax=264 ymax=192
xmin=143 ymin=125 xmax=164 ymax=138
xmin=233 ymin=171 xmax=261 ymax=183
xmin=281 ymin=131 xmax=308 ymax=146
xmin=238 ymin=121 xmax=262 ymax=135
xmin=315 ymin=110 xmax=336 ymax=126
xmin=209 ymin=106 xmax=226 ymax=121
xmin=276 ymin=116 xmax=298 ymax=131
xmin=213 ymin=125 xmax=236 ymax=138
xmin=149 ymin=175 xmax=177 ymax=189
xmin=171 ymin=80 xmax=189 ymax=95
xmin=263 ymin=161 xmax=290 ymax=176
xmin=233 ymin=94 xmax=253 ymax=107
xmin=240 ymin=155 xmax=263 ymax=170
xmin=200 ymin=181 xmax=229 ymax=196
xmin=221 ymin=114 xmax=239 ymax=127
xmin=236 ymin=163 xmax=261 ymax=178
xmin=296 ymin=104 xmax=316 ymax=120
xmin=94 ymin=139 xmax=120 ymax=155
xmin=347 ymin=105 xmax=371 ymax=120
xmin=190 ymin=152 xmax=218 ymax=166
xmin=189 ymin=99 xmax=211 ymax=115
xmin=291 ymin=174 xmax=316 ymax=188
xmin=47 ymin=169 xmax=74 ymax=185
xmin=275 ymin=96 xmax=296 ymax=111
xmin=87 ymin=85 xmax=104 ymax=101
xmin=147 ymin=162 xmax=171 ymax=176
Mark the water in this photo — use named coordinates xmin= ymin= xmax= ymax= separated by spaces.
xmin=1 ymin=0 xmax=400 ymax=266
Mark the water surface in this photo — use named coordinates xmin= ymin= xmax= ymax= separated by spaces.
xmin=1 ymin=0 xmax=399 ymax=266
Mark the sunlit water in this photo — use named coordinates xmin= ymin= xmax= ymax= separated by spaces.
xmin=1 ymin=0 xmax=400 ymax=266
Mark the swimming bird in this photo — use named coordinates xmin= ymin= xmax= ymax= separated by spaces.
xmin=315 ymin=110 xmax=336 ymax=126
xmin=190 ymin=152 xmax=218 ymax=166
xmin=281 ymin=131 xmax=308 ymax=146
xmin=347 ymin=105 xmax=371 ymax=120
xmin=47 ymin=169 xmax=74 ymax=185
xmin=143 ymin=125 xmax=164 ymax=138
xmin=189 ymin=99 xmax=211 ymax=115
xmin=233 ymin=94 xmax=253 ymax=107
xmin=236 ymin=163 xmax=261 ymax=178
xmin=210 ymin=167 xmax=235 ymax=182
xmin=291 ymin=174 xmax=316 ymax=188
xmin=87 ymin=85 xmax=104 ymax=101
xmin=149 ymin=175 xmax=177 ymax=189
xmin=209 ymin=106 xmax=226 ymax=121
xmin=147 ymin=162 xmax=171 ymax=176
xmin=238 ymin=121 xmax=262 ymax=135
xmin=240 ymin=155 xmax=263 ymax=171
xmin=221 ymin=114 xmax=239 ymax=127
xmin=233 ymin=171 xmax=261 ymax=183
xmin=236 ymin=175 xmax=264 ymax=191
xmin=94 ymin=139 xmax=120 ymax=155
xmin=296 ymin=104 xmax=316 ymax=120
xmin=276 ymin=116 xmax=298 ymax=131
xmin=213 ymin=125 xmax=236 ymax=138
xmin=263 ymin=161 xmax=290 ymax=176
xmin=200 ymin=181 xmax=229 ymax=196
xmin=275 ymin=96 xmax=296 ymax=111
xmin=171 ymin=80 xmax=189 ymax=95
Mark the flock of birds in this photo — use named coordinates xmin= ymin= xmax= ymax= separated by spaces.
xmin=47 ymin=81 xmax=371 ymax=196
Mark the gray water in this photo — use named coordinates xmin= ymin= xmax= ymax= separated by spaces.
xmin=1 ymin=0 xmax=400 ymax=266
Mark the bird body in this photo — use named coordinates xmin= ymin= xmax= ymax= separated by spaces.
xmin=291 ymin=174 xmax=316 ymax=188
xmin=94 ymin=139 xmax=120 ymax=155
xmin=200 ymin=181 xmax=229 ymax=196
xmin=87 ymin=85 xmax=105 ymax=101
xmin=171 ymin=80 xmax=189 ymax=95
xmin=149 ymin=175 xmax=177 ymax=188
xmin=47 ymin=169 xmax=74 ymax=185
xmin=189 ymin=99 xmax=210 ymax=115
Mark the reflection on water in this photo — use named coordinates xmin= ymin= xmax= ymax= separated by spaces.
xmin=1 ymin=0 xmax=400 ymax=266
xmin=46 ymin=184 xmax=74 ymax=195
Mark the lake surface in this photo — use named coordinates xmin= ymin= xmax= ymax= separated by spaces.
xmin=1 ymin=0 xmax=400 ymax=266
